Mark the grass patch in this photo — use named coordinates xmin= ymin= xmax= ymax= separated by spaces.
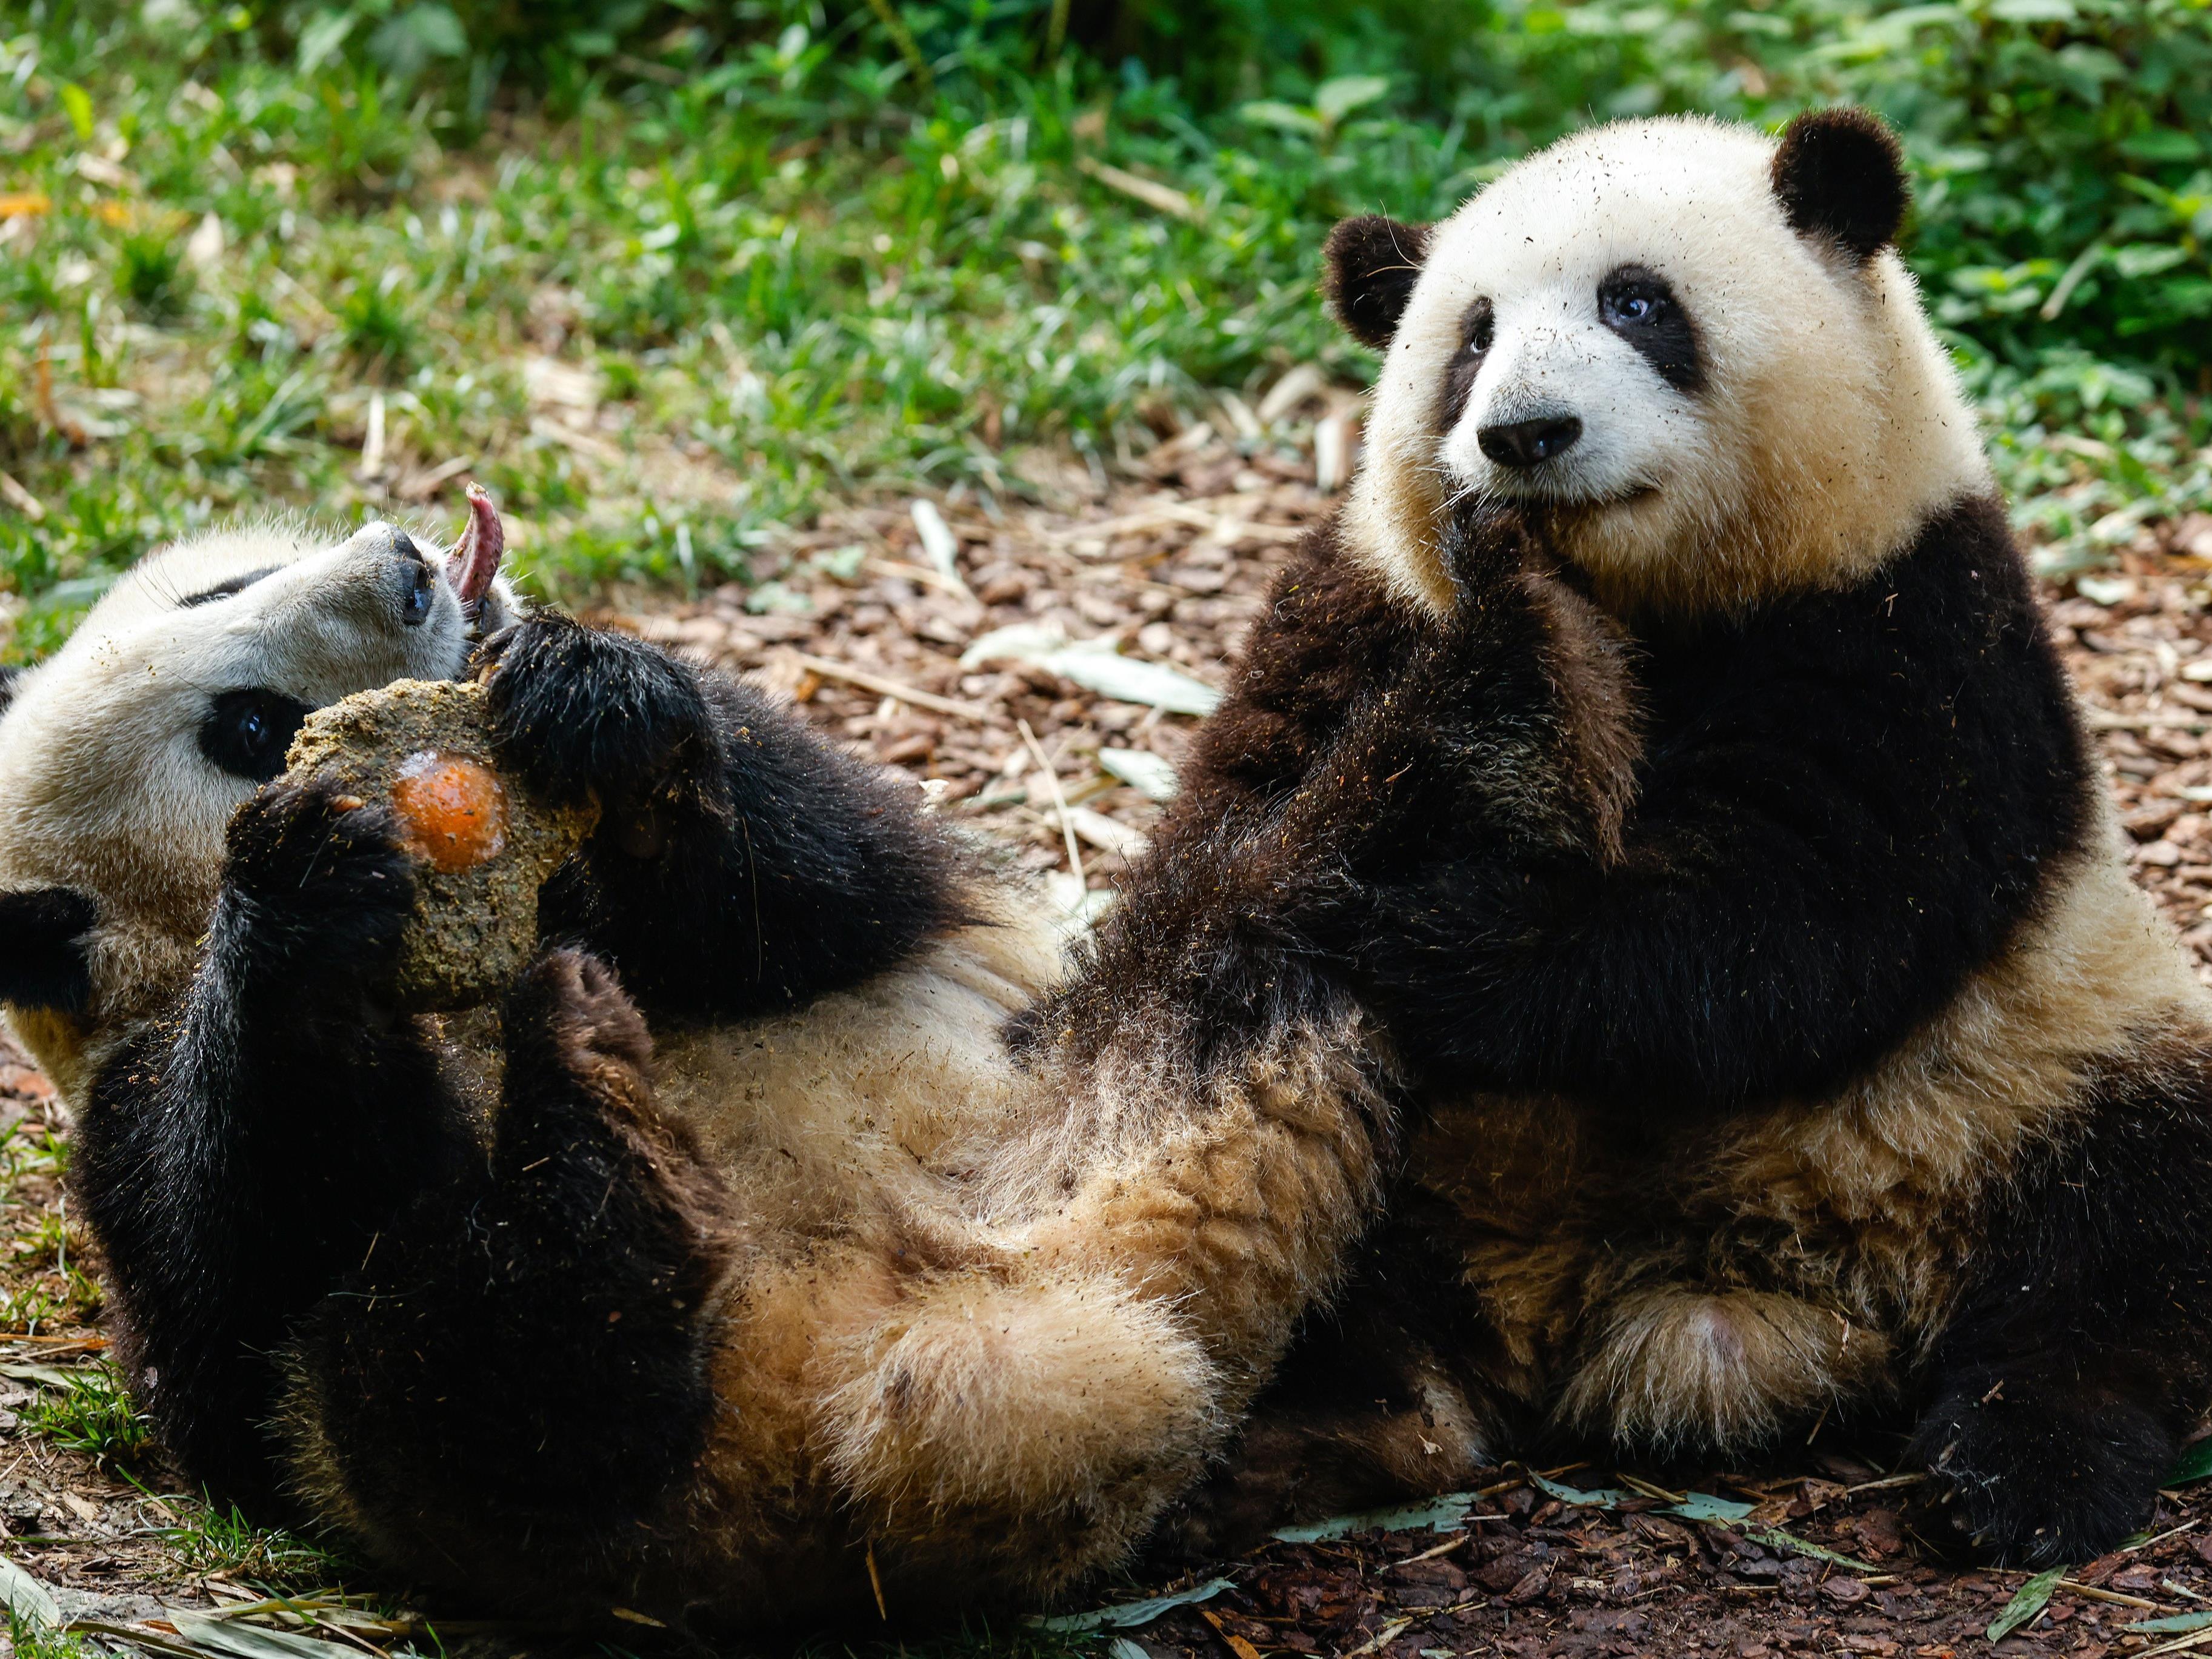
xmin=21 ymin=1361 xmax=150 ymax=1465
xmin=0 ymin=2 xmax=2206 ymax=643
xmin=4 ymin=1611 xmax=92 ymax=1659
xmin=145 ymin=1489 xmax=359 ymax=1588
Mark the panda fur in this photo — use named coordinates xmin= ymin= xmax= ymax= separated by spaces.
xmin=1042 ymin=108 xmax=2212 ymax=1567
xmin=0 ymin=514 xmax=1384 ymax=1626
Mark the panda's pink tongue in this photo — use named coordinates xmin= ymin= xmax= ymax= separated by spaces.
xmin=446 ymin=484 xmax=503 ymax=608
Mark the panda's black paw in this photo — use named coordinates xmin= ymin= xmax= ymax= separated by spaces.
xmin=223 ymin=776 xmax=417 ymax=983
xmin=476 ymin=613 xmax=718 ymax=815
xmin=1907 ymin=1367 xmax=2177 ymax=1567
xmin=502 ymin=947 xmax=653 ymax=1102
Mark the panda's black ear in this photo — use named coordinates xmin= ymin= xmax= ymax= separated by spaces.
xmin=0 ymin=888 xmax=98 ymax=1013
xmin=1771 ymin=107 xmax=1909 ymax=264
xmin=0 ymin=667 xmax=23 ymax=716
xmin=1324 ymin=216 xmax=1432 ymax=350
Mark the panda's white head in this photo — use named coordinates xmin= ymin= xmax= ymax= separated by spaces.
xmin=1334 ymin=109 xmax=1990 ymax=619
xmin=0 ymin=495 xmax=515 ymax=1091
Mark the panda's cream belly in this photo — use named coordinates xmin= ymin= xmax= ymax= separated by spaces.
xmin=649 ymin=907 xmax=1073 ymax=1234
xmin=1417 ymin=844 xmax=2212 ymax=1449
xmin=633 ymin=904 xmax=1267 ymax=1602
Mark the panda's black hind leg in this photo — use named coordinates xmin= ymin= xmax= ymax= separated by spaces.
xmin=1906 ymin=1078 xmax=2212 ymax=1566
xmin=287 ymin=946 xmax=733 ymax=1605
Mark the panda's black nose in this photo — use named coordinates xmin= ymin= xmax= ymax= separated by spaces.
xmin=1479 ymin=414 xmax=1583 ymax=468
xmin=388 ymin=528 xmax=422 ymax=563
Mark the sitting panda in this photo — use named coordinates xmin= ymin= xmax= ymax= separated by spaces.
xmin=0 ymin=499 xmax=1383 ymax=1625
xmin=1036 ymin=108 xmax=2212 ymax=1567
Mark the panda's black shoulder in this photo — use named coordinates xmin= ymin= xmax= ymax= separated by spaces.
xmin=1641 ymin=489 xmax=2097 ymax=888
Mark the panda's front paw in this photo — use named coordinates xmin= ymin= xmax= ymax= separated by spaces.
xmin=1908 ymin=1368 xmax=2176 ymax=1567
xmin=222 ymin=777 xmax=418 ymax=983
xmin=476 ymin=613 xmax=718 ymax=815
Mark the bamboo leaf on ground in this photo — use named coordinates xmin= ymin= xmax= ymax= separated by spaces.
xmin=1030 ymin=1577 xmax=1236 ymax=1632
xmin=1988 ymin=1565 xmax=2068 ymax=1642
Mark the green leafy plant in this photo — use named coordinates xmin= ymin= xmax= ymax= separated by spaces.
xmin=21 ymin=1363 xmax=151 ymax=1465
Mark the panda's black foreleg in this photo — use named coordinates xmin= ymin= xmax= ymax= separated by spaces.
xmin=1907 ymin=1083 xmax=2212 ymax=1565
xmin=68 ymin=778 xmax=465 ymax=1511
xmin=287 ymin=946 xmax=732 ymax=1600
xmin=478 ymin=613 xmax=965 ymax=1022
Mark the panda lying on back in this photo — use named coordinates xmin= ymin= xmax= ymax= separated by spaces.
xmin=0 ymin=498 xmax=1385 ymax=1626
xmin=1042 ymin=108 xmax=2212 ymax=1566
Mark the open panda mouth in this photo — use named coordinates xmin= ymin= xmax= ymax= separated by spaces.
xmin=444 ymin=484 xmax=504 ymax=627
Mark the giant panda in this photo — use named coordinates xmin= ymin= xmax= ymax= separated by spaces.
xmin=1031 ymin=108 xmax=2212 ymax=1568
xmin=0 ymin=498 xmax=1383 ymax=1626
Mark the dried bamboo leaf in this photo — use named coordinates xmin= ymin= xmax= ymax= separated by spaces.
xmin=1098 ymin=747 xmax=1179 ymax=801
xmin=1272 ymin=1492 xmax=1478 ymax=1544
xmin=1030 ymin=1575 xmax=1236 ymax=1632
xmin=0 ymin=1555 xmax=61 ymax=1629
xmin=167 ymin=1609 xmax=367 ymax=1659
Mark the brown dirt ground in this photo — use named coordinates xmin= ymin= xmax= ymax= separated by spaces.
xmin=10 ymin=431 xmax=2212 ymax=1657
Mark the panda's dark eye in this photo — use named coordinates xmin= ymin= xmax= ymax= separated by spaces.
xmin=1597 ymin=263 xmax=1704 ymax=394
xmin=1602 ymin=285 xmax=1667 ymax=327
xmin=199 ymin=688 xmax=314 ymax=783
xmin=1463 ymin=297 xmax=1495 ymax=355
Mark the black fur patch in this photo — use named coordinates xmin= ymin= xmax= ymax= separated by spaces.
xmin=290 ymin=949 xmax=730 ymax=1610
xmin=1324 ymin=216 xmax=1432 ymax=351
xmin=1019 ymin=517 xmax=1428 ymax=1078
xmin=1772 ymin=106 xmax=1910 ymax=263
xmin=1597 ymin=264 xmax=1703 ymax=393
xmin=1317 ymin=493 xmax=2094 ymax=1109
xmin=72 ymin=779 xmax=458 ymax=1508
xmin=1908 ymin=1050 xmax=2212 ymax=1564
xmin=179 ymin=567 xmax=281 ymax=608
xmin=1436 ymin=298 xmax=1494 ymax=431
xmin=0 ymin=665 xmax=22 ymax=712
xmin=198 ymin=688 xmax=314 ymax=783
xmin=0 ymin=886 xmax=97 ymax=1012
xmin=481 ymin=613 xmax=970 ymax=1020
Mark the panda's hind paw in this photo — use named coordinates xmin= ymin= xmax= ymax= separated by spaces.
xmin=476 ymin=613 xmax=716 ymax=813
xmin=504 ymin=946 xmax=653 ymax=1089
xmin=1907 ymin=1372 xmax=2178 ymax=1568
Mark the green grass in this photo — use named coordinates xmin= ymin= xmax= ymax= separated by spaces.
xmin=146 ymin=1494 xmax=358 ymax=1584
xmin=20 ymin=1361 xmax=150 ymax=1463
xmin=4 ymin=1611 xmax=92 ymax=1659
xmin=0 ymin=0 xmax=2208 ymax=652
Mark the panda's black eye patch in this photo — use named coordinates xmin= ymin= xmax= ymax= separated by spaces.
xmin=199 ymin=688 xmax=313 ymax=782
xmin=1437 ymin=298 xmax=1496 ymax=430
xmin=1598 ymin=265 xmax=1704 ymax=394
xmin=179 ymin=567 xmax=281 ymax=608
